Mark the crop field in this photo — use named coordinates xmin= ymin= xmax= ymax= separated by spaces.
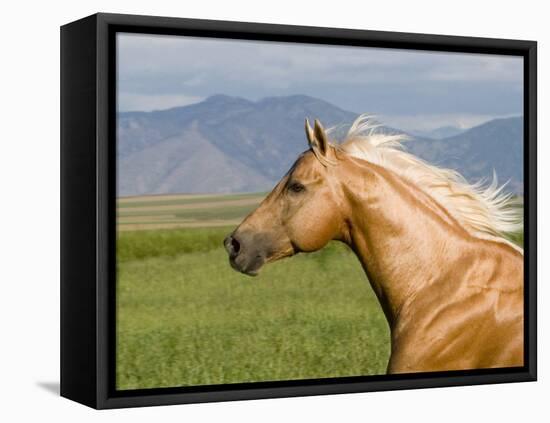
xmin=116 ymin=193 xmax=524 ymax=390
xmin=117 ymin=192 xmax=266 ymax=231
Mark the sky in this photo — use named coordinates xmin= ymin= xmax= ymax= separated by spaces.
xmin=117 ymin=33 xmax=523 ymax=132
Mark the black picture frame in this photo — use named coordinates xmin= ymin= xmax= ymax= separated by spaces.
xmin=60 ymin=12 xmax=537 ymax=409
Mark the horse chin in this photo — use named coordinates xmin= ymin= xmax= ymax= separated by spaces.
xmin=229 ymin=254 xmax=266 ymax=277
xmin=242 ymin=269 xmax=260 ymax=277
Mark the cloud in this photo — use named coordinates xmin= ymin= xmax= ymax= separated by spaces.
xmin=378 ymin=112 xmax=521 ymax=132
xmin=116 ymin=33 xmax=523 ymax=115
xmin=118 ymin=93 xmax=204 ymax=112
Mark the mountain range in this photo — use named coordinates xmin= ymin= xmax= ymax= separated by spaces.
xmin=409 ymin=126 xmax=466 ymax=139
xmin=117 ymin=95 xmax=523 ymax=196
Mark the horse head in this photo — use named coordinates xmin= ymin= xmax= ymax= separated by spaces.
xmin=223 ymin=119 xmax=346 ymax=276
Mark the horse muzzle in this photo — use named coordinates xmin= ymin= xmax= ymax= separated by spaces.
xmin=223 ymin=232 xmax=267 ymax=276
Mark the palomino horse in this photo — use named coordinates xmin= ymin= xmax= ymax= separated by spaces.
xmin=224 ymin=115 xmax=524 ymax=374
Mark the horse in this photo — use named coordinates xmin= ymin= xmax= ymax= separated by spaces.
xmin=223 ymin=115 xmax=524 ymax=374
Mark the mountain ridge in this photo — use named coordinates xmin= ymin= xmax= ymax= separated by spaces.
xmin=117 ymin=95 xmax=523 ymax=196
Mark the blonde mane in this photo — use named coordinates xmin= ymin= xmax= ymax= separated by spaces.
xmin=328 ymin=115 xmax=523 ymax=249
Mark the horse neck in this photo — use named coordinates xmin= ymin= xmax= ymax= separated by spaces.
xmin=336 ymin=158 xmax=471 ymax=327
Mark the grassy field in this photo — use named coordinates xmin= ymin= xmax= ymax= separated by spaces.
xmin=116 ymin=193 xmax=524 ymax=390
xmin=116 ymin=193 xmax=389 ymax=390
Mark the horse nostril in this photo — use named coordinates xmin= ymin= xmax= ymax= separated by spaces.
xmin=224 ymin=235 xmax=242 ymax=257
xmin=231 ymin=237 xmax=241 ymax=254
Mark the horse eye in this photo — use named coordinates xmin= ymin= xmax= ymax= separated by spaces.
xmin=289 ymin=182 xmax=305 ymax=193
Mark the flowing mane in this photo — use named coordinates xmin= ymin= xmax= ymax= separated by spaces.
xmin=328 ymin=115 xmax=523 ymax=248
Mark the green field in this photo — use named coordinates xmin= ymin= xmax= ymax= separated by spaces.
xmin=116 ymin=193 xmax=523 ymax=390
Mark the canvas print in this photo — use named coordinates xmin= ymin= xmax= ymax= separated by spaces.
xmin=116 ymin=33 xmax=524 ymax=390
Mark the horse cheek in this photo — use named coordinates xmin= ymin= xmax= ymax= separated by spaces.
xmin=289 ymin=210 xmax=338 ymax=252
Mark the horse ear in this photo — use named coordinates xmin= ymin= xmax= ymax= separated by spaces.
xmin=305 ymin=118 xmax=335 ymax=166
xmin=313 ymin=119 xmax=328 ymax=155
xmin=305 ymin=118 xmax=315 ymax=146
xmin=305 ymin=118 xmax=329 ymax=156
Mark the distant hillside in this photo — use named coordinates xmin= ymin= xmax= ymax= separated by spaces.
xmin=410 ymin=125 xmax=466 ymax=139
xmin=118 ymin=95 xmax=356 ymax=196
xmin=407 ymin=117 xmax=523 ymax=193
xmin=117 ymin=95 xmax=523 ymax=196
